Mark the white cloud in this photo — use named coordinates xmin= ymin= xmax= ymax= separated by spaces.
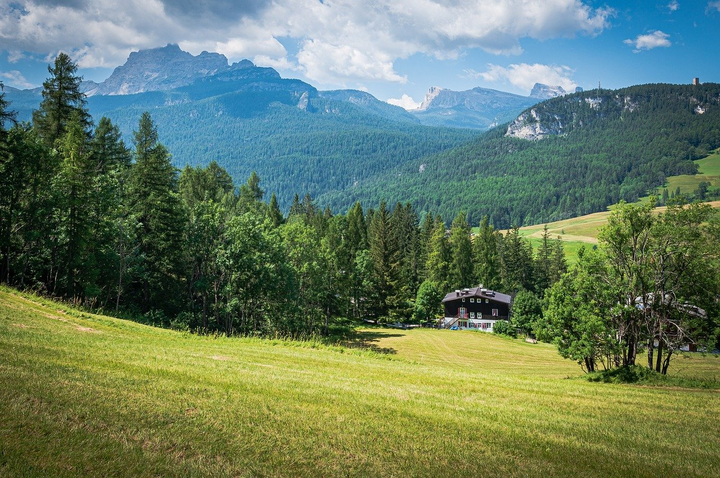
xmin=7 ymin=50 xmax=27 ymax=63
xmin=386 ymin=94 xmax=421 ymax=111
xmin=0 ymin=0 xmax=614 ymax=89
xmin=624 ymin=31 xmax=671 ymax=52
xmin=1 ymin=70 xmax=35 ymax=89
xmin=471 ymin=63 xmax=578 ymax=94
xmin=708 ymin=1 xmax=720 ymax=13
xmin=668 ymin=1 xmax=679 ymax=11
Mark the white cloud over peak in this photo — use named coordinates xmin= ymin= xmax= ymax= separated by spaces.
xmin=624 ymin=31 xmax=672 ymax=52
xmin=0 ymin=0 xmax=613 ymax=89
xmin=1 ymin=69 xmax=35 ymax=89
xmin=386 ymin=94 xmax=421 ymax=111
xmin=471 ymin=63 xmax=578 ymax=94
xmin=668 ymin=1 xmax=679 ymax=12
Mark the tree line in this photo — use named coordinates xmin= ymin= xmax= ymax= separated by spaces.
xmin=511 ymin=200 xmax=720 ymax=375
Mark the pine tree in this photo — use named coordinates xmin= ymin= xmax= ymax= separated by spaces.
xmin=128 ymin=112 xmax=185 ymax=315
xmin=32 ymin=53 xmax=90 ymax=147
xmin=368 ymin=201 xmax=398 ymax=320
xmin=268 ymin=193 xmax=284 ymax=227
xmin=473 ymin=216 xmax=502 ymax=290
xmin=425 ymin=216 xmax=450 ymax=293
xmin=448 ymin=211 xmax=474 ymax=290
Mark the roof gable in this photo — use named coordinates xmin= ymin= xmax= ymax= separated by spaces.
xmin=442 ymin=286 xmax=512 ymax=305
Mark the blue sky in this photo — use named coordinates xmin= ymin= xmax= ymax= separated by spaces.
xmin=0 ymin=0 xmax=718 ymax=109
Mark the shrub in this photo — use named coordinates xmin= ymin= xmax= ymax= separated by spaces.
xmin=493 ymin=320 xmax=516 ymax=338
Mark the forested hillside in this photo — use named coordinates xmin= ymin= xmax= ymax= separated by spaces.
xmin=320 ymin=84 xmax=720 ymax=228
xmin=90 ymin=89 xmax=475 ymax=210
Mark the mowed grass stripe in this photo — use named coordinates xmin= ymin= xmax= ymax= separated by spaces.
xmin=1 ymin=289 xmax=719 ymax=477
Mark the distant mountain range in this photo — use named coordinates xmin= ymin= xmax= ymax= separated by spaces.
xmin=321 ymin=83 xmax=719 ymax=227
xmin=5 ymin=45 xmax=712 ymax=228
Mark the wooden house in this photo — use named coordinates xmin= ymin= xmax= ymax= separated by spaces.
xmin=441 ymin=285 xmax=511 ymax=331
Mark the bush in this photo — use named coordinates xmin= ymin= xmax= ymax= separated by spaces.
xmin=493 ymin=320 xmax=516 ymax=338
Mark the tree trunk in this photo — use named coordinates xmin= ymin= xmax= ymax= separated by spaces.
xmin=662 ymin=350 xmax=672 ymax=375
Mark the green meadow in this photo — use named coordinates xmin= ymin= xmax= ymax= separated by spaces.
xmin=1 ymin=287 xmax=719 ymax=477
xmin=664 ymin=150 xmax=720 ymax=197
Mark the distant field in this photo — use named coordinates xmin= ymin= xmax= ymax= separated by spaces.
xmin=507 ymin=200 xmax=720 ymax=264
xmin=664 ymin=151 xmax=720 ymax=196
xmin=2 ymin=288 xmax=719 ymax=477
xmin=494 ymin=151 xmax=720 ymax=264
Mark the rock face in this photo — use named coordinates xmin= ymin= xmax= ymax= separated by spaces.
xmin=529 ymin=83 xmax=567 ymax=99
xmin=87 ymin=44 xmax=275 ymax=96
xmin=505 ymin=108 xmax=565 ymax=140
xmin=412 ymin=86 xmax=539 ymax=129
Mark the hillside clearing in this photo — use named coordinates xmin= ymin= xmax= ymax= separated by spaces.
xmin=1 ymin=288 xmax=719 ymax=477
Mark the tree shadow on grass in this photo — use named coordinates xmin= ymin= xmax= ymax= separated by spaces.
xmin=341 ymin=329 xmax=404 ymax=355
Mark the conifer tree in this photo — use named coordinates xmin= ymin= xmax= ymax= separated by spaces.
xmin=128 ymin=112 xmax=185 ymax=315
xmin=368 ymin=201 xmax=398 ymax=320
xmin=426 ymin=216 xmax=450 ymax=293
xmin=449 ymin=211 xmax=474 ymax=290
xmin=473 ymin=216 xmax=502 ymax=290
xmin=54 ymin=113 xmax=97 ymax=298
xmin=32 ymin=53 xmax=90 ymax=147
xmin=267 ymin=193 xmax=284 ymax=227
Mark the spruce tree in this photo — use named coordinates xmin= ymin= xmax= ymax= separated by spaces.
xmin=449 ymin=211 xmax=474 ymax=290
xmin=473 ymin=216 xmax=502 ymax=290
xmin=128 ymin=112 xmax=185 ymax=315
xmin=425 ymin=216 xmax=450 ymax=293
xmin=32 ymin=53 xmax=91 ymax=147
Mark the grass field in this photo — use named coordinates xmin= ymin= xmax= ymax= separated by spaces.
xmin=664 ymin=150 xmax=720 ymax=197
xmin=493 ymin=151 xmax=720 ymax=264
xmin=506 ymin=200 xmax=720 ymax=265
xmin=1 ymin=287 xmax=720 ymax=477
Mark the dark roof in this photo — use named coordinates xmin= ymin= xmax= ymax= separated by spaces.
xmin=441 ymin=286 xmax=512 ymax=305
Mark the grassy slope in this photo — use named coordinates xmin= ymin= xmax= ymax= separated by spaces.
xmin=2 ymin=288 xmax=720 ymax=477
xmin=495 ymin=152 xmax=720 ymax=264
xmin=664 ymin=150 xmax=720 ymax=196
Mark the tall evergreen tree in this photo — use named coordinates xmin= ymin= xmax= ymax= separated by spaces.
xmin=473 ymin=216 xmax=502 ymax=290
xmin=54 ymin=113 xmax=97 ymax=298
xmin=32 ymin=53 xmax=90 ymax=147
xmin=128 ymin=112 xmax=185 ymax=315
xmin=501 ymin=226 xmax=534 ymax=292
xmin=448 ymin=211 xmax=474 ymax=290
xmin=267 ymin=193 xmax=284 ymax=227
xmin=368 ymin=201 xmax=398 ymax=320
xmin=425 ymin=215 xmax=450 ymax=293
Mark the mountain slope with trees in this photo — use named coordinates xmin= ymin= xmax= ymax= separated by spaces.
xmin=319 ymin=83 xmax=720 ymax=228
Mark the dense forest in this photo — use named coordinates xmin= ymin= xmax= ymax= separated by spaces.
xmin=84 ymin=75 xmax=477 ymax=211
xmin=0 ymin=54 xmax=566 ymax=338
xmin=322 ymin=84 xmax=720 ymax=227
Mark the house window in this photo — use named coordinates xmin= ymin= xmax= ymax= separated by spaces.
xmin=481 ymin=323 xmax=488 ymax=330
xmin=470 ymin=312 xmax=475 ymax=319
xmin=492 ymin=309 xmax=498 ymax=316
xmin=459 ymin=307 xmax=467 ymax=318
xmin=470 ymin=298 xmax=474 ymax=303
xmin=477 ymin=312 xmax=482 ymax=319
xmin=462 ymin=298 xmax=465 ymax=302
xmin=485 ymin=299 xmax=489 ymax=303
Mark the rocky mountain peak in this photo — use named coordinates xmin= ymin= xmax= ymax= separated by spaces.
xmin=530 ymin=83 xmax=567 ymax=99
xmin=87 ymin=44 xmax=273 ymax=96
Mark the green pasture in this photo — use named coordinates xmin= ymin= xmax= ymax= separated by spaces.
xmin=664 ymin=151 xmax=720 ymax=196
xmin=1 ymin=288 xmax=719 ymax=477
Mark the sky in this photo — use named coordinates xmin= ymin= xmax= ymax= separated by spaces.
xmin=0 ymin=0 xmax=718 ymax=109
